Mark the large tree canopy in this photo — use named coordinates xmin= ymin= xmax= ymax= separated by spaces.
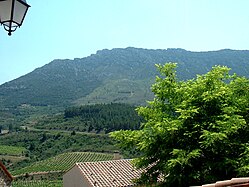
xmin=110 ymin=63 xmax=249 ymax=186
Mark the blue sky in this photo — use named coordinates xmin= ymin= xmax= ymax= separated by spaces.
xmin=0 ymin=0 xmax=249 ymax=85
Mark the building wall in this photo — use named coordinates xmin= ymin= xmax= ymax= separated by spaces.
xmin=63 ymin=166 xmax=91 ymax=187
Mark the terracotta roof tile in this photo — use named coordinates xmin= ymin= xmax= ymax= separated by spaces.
xmin=201 ymin=177 xmax=249 ymax=187
xmin=76 ymin=159 xmax=142 ymax=187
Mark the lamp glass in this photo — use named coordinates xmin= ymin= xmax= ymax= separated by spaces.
xmin=0 ymin=0 xmax=12 ymax=24
xmin=13 ymin=0 xmax=29 ymax=26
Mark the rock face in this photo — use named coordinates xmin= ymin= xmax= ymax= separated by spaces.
xmin=0 ymin=47 xmax=248 ymax=108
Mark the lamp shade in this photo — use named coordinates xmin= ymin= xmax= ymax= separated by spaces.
xmin=0 ymin=0 xmax=30 ymax=35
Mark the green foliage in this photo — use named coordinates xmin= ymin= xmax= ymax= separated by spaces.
xmin=33 ymin=103 xmax=143 ymax=133
xmin=111 ymin=63 xmax=249 ymax=186
xmin=0 ymin=145 xmax=26 ymax=156
xmin=1 ymin=48 xmax=249 ymax=109
xmin=12 ymin=180 xmax=62 ymax=187
xmin=64 ymin=103 xmax=143 ymax=132
xmin=1 ymin=48 xmax=249 ymax=132
xmin=0 ymin=105 xmax=62 ymax=134
xmin=12 ymin=152 xmax=113 ymax=176
xmin=0 ymin=131 xmax=117 ymax=171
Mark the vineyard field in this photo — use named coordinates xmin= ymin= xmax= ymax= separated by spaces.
xmin=0 ymin=145 xmax=26 ymax=156
xmin=12 ymin=152 xmax=113 ymax=176
xmin=12 ymin=180 xmax=62 ymax=187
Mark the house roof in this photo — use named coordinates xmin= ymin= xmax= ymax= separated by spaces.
xmin=74 ymin=159 xmax=143 ymax=187
xmin=0 ymin=161 xmax=13 ymax=181
xmin=201 ymin=177 xmax=249 ymax=187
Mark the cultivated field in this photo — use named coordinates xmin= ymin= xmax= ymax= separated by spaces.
xmin=12 ymin=152 xmax=113 ymax=176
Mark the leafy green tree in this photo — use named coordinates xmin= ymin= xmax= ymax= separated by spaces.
xmin=111 ymin=63 xmax=249 ymax=186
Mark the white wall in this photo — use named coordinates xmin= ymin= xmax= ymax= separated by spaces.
xmin=63 ymin=165 xmax=91 ymax=187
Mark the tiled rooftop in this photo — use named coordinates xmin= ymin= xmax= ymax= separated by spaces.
xmin=76 ymin=159 xmax=143 ymax=187
xmin=200 ymin=177 xmax=249 ymax=187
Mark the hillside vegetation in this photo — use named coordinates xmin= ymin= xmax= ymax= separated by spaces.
xmin=12 ymin=152 xmax=113 ymax=176
xmin=0 ymin=145 xmax=26 ymax=156
xmin=35 ymin=103 xmax=143 ymax=133
xmin=12 ymin=180 xmax=62 ymax=187
xmin=0 ymin=48 xmax=248 ymax=186
xmin=0 ymin=131 xmax=117 ymax=170
xmin=0 ymin=48 xmax=248 ymax=109
xmin=0 ymin=48 xmax=248 ymax=132
xmin=13 ymin=151 xmax=110 ymax=186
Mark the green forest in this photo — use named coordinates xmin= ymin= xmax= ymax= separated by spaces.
xmin=34 ymin=103 xmax=143 ymax=133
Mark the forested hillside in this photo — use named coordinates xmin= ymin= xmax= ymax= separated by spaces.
xmin=0 ymin=48 xmax=248 ymax=109
xmin=0 ymin=130 xmax=117 ymax=171
xmin=33 ymin=103 xmax=143 ymax=133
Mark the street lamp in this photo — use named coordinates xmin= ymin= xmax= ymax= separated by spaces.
xmin=0 ymin=0 xmax=30 ymax=36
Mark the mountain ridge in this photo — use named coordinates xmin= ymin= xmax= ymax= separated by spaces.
xmin=0 ymin=47 xmax=248 ymax=108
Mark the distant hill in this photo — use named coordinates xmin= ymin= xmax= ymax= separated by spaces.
xmin=0 ymin=47 xmax=248 ymax=108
